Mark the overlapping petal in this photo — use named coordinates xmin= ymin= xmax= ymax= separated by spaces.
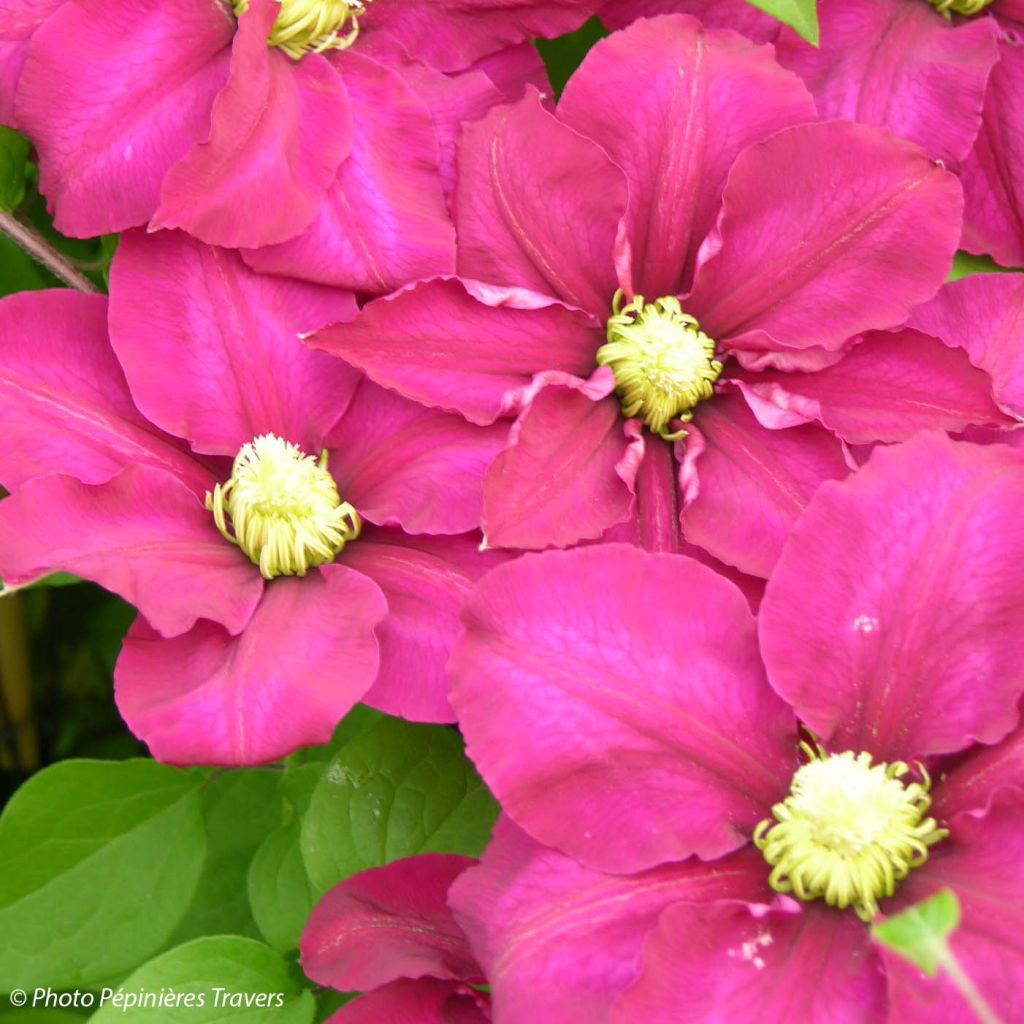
xmin=0 ymin=0 xmax=64 ymax=124
xmin=327 ymin=979 xmax=489 ymax=1024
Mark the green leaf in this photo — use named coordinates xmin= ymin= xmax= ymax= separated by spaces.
xmin=949 ymin=250 xmax=1024 ymax=281
xmin=747 ymin=0 xmax=819 ymax=44
xmin=0 ymin=760 xmax=207 ymax=992
xmin=87 ymin=937 xmax=315 ymax=1024
xmin=0 ymin=127 xmax=30 ymax=212
xmin=0 ymin=1012 xmax=86 ymax=1023
xmin=301 ymin=719 xmax=498 ymax=894
xmin=248 ymin=821 xmax=316 ymax=953
xmin=535 ymin=17 xmax=608 ymax=98
xmin=872 ymin=889 xmax=960 ymax=976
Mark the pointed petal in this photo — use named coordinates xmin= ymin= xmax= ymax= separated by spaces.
xmin=681 ymin=390 xmax=849 ymax=578
xmin=775 ymin=0 xmax=999 ymax=165
xmin=456 ymin=90 xmax=626 ymax=315
xmin=613 ymin=899 xmax=885 ymax=1024
xmin=688 ymin=122 xmax=962 ymax=356
xmin=15 ymin=0 xmax=231 ymax=236
xmin=310 ymin=277 xmax=600 ymax=426
xmin=746 ymin=328 xmax=1010 ymax=444
xmin=558 ymin=14 xmax=814 ymax=297
xmin=0 ymin=290 xmax=211 ymax=495
xmin=342 ymin=530 xmax=508 ymax=723
xmin=242 ymin=53 xmax=455 ymax=293
xmin=115 ymin=563 xmax=386 ymax=765
xmin=760 ymin=433 xmax=1024 ymax=760
xmin=302 ymin=854 xmax=479 ymax=991
xmin=481 ymin=373 xmax=641 ymax=550
xmin=154 ymin=0 xmax=351 ymax=247
xmin=450 ymin=819 xmax=771 ymax=1024
xmin=327 ymin=380 xmax=509 ymax=536
xmin=0 ymin=466 xmax=262 ymax=635
xmin=449 ymin=545 xmax=796 ymax=872
xmin=108 ymin=230 xmax=359 ymax=457
xmin=909 ymin=273 xmax=1024 ymax=419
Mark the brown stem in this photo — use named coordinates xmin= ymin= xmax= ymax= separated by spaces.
xmin=0 ymin=208 xmax=100 ymax=294
xmin=0 ymin=593 xmax=38 ymax=772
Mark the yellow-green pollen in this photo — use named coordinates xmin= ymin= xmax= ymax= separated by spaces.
xmin=754 ymin=745 xmax=947 ymax=923
xmin=206 ymin=433 xmax=361 ymax=580
xmin=597 ymin=291 xmax=722 ymax=441
xmin=925 ymin=0 xmax=995 ymax=17
xmin=233 ymin=0 xmax=367 ymax=59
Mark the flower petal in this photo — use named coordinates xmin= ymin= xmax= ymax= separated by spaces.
xmin=456 ymin=90 xmax=626 ymax=316
xmin=15 ymin=0 xmax=231 ymax=236
xmin=932 ymin=718 xmax=1024 ymax=820
xmin=115 ymin=563 xmax=386 ymax=765
xmin=109 ymin=230 xmax=358 ymax=457
xmin=0 ymin=465 xmax=262 ymax=635
xmin=688 ymin=122 xmax=962 ymax=356
xmin=449 ymin=545 xmax=796 ymax=872
xmin=558 ymin=14 xmax=814 ymax=297
xmin=327 ymin=379 xmax=509 ymax=536
xmin=326 ymin=980 xmax=489 ymax=1024
xmin=760 ymin=433 xmax=1024 ymax=760
xmin=599 ymin=0 xmax=781 ymax=41
xmin=0 ymin=0 xmax=64 ymax=125
xmin=0 ymin=290 xmax=210 ymax=495
xmin=154 ymin=0 xmax=351 ymax=247
xmin=310 ymin=277 xmax=600 ymax=426
xmin=450 ymin=819 xmax=771 ymax=1024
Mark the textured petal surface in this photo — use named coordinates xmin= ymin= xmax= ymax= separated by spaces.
xmin=456 ymin=90 xmax=626 ymax=315
xmin=688 ymin=122 xmax=962 ymax=356
xmin=342 ymin=530 xmax=508 ymax=723
xmin=327 ymin=380 xmax=509 ymax=536
xmin=450 ymin=819 xmax=771 ymax=1024
xmin=302 ymin=854 xmax=479 ymax=991
xmin=932 ymin=718 xmax=1024 ymax=820
xmin=775 ymin=0 xmax=999 ymax=165
xmin=599 ymin=0 xmax=781 ymax=40
xmin=760 ymin=433 xmax=1024 ymax=760
xmin=613 ymin=899 xmax=885 ymax=1024
xmin=881 ymin=789 xmax=1024 ymax=1024
xmin=15 ymin=0 xmax=231 ymax=235
xmin=681 ymin=390 xmax=849 ymax=578
xmin=746 ymin=328 xmax=1009 ymax=443
xmin=909 ymin=273 xmax=1024 ymax=418
xmin=0 ymin=0 xmax=64 ymax=124
xmin=559 ymin=15 xmax=815 ymax=297
xmin=480 ymin=373 xmax=640 ymax=550
xmin=311 ymin=278 xmax=600 ymax=426
xmin=109 ymin=230 xmax=359 ymax=456
xmin=154 ymin=0 xmax=351 ymax=247
xmin=961 ymin=36 xmax=1024 ymax=267
xmin=243 ymin=52 xmax=454 ymax=293
xmin=0 ymin=290 xmax=210 ymax=495
xmin=450 ymin=545 xmax=796 ymax=872
xmin=0 ymin=466 xmax=261 ymax=636
xmin=115 ymin=564 xmax=386 ymax=765
xmin=328 ymin=980 xmax=489 ymax=1024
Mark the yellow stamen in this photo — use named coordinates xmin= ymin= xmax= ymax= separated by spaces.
xmin=754 ymin=745 xmax=947 ymax=923
xmin=925 ymin=0 xmax=995 ymax=17
xmin=233 ymin=0 xmax=368 ymax=59
xmin=205 ymin=434 xmax=361 ymax=580
xmin=597 ymin=291 xmax=722 ymax=441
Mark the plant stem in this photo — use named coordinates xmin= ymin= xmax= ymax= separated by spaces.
xmin=0 ymin=593 xmax=38 ymax=772
xmin=0 ymin=208 xmax=99 ymax=294
xmin=937 ymin=947 xmax=1004 ymax=1024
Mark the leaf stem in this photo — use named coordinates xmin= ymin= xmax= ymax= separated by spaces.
xmin=0 ymin=208 xmax=100 ymax=294
xmin=0 ymin=592 xmax=39 ymax=772
xmin=937 ymin=947 xmax=1004 ymax=1024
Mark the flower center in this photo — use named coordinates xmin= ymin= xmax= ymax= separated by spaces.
xmin=753 ymin=746 xmax=947 ymax=922
xmin=597 ymin=291 xmax=722 ymax=441
xmin=233 ymin=0 xmax=367 ymax=59
xmin=206 ymin=434 xmax=361 ymax=580
xmin=924 ymin=0 xmax=995 ymax=16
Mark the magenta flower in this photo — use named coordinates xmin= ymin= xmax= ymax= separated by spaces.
xmin=301 ymin=854 xmax=491 ymax=1023
xmin=310 ymin=16 xmax=1002 ymax=577
xmin=0 ymin=0 xmax=587 ymax=290
xmin=447 ymin=432 xmax=1024 ymax=1022
xmin=0 ymin=230 xmax=508 ymax=764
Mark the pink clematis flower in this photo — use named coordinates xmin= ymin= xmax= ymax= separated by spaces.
xmin=302 ymin=854 xmax=491 ymax=1023
xmin=0 ymin=0 xmax=590 ymax=290
xmin=0 ymin=230 xmax=508 ymax=765
xmin=310 ymin=16 xmax=1006 ymax=577
xmin=447 ymin=432 xmax=1024 ymax=1022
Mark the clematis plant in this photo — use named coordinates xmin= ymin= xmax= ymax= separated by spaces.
xmin=447 ymin=432 xmax=1024 ymax=1022
xmin=0 ymin=230 xmax=508 ymax=764
xmin=311 ymin=15 xmax=1010 ymax=578
xmin=0 ymin=0 xmax=598 ymax=290
xmin=301 ymin=854 xmax=491 ymax=1023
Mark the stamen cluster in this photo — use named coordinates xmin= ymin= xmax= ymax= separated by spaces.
xmin=233 ymin=0 xmax=367 ymax=58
